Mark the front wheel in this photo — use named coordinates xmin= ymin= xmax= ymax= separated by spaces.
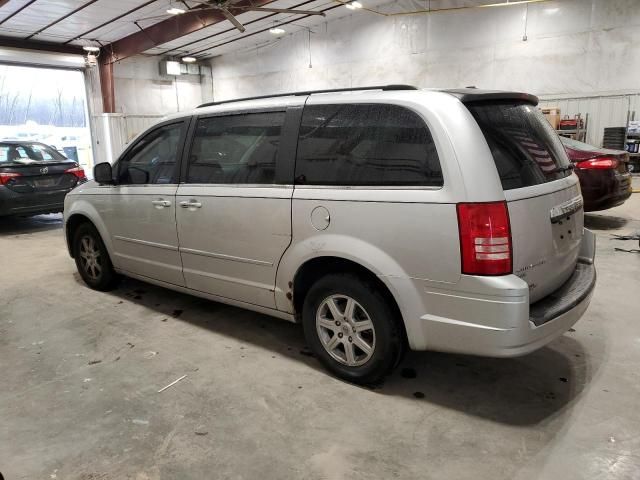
xmin=302 ymin=273 xmax=403 ymax=385
xmin=73 ymin=222 xmax=119 ymax=291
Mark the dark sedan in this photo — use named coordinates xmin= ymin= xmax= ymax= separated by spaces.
xmin=560 ymin=136 xmax=632 ymax=212
xmin=0 ymin=141 xmax=87 ymax=217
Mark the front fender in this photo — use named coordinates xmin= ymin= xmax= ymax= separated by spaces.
xmin=64 ymin=196 xmax=115 ymax=262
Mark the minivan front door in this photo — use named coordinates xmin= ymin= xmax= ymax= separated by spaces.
xmin=176 ymin=110 xmax=294 ymax=308
xmin=100 ymin=120 xmax=188 ymax=286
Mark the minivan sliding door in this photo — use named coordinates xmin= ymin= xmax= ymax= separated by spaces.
xmin=176 ymin=108 xmax=296 ymax=309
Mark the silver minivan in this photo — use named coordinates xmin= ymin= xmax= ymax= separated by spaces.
xmin=64 ymin=86 xmax=596 ymax=384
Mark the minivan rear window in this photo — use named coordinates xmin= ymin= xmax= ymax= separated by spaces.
xmin=467 ymin=102 xmax=571 ymax=190
xmin=295 ymin=104 xmax=442 ymax=187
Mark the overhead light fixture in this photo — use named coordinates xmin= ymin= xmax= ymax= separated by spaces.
xmin=479 ymin=0 xmax=549 ymax=7
xmin=82 ymin=46 xmax=100 ymax=52
xmin=269 ymin=27 xmax=286 ymax=35
xmin=345 ymin=1 xmax=362 ymax=10
xmin=182 ymin=56 xmax=196 ymax=63
xmin=167 ymin=7 xmax=186 ymax=14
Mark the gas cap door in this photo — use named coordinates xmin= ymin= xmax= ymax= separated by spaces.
xmin=311 ymin=206 xmax=330 ymax=230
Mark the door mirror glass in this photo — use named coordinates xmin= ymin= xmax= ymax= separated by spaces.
xmin=94 ymin=162 xmax=113 ymax=184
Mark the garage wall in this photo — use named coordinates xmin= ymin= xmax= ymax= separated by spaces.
xmin=112 ymin=56 xmax=205 ymax=115
xmin=539 ymin=93 xmax=640 ymax=147
xmin=87 ymin=56 xmax=214 ymax=163
xmin=209 ymin=0 xmax=640 ymax=145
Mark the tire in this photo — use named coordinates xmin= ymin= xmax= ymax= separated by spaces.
xmin=302 ymin=273 xmax=403 ymax=385
xmin=73 ymin=222 xmax=119 ymax=291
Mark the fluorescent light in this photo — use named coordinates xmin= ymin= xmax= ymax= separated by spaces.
xmin=167 ymin=7 xmax=186 ymax=14
xmin=182 ymin=56 xmax=196 ymax=63
xmin=479 ymin=0 xmax=548 ymax=7
xmin=346 ymin=1 xmax=362 ymax=9
xmin=82 ymin=46 xmax=100 ymax=52
xmin=269 ymin=27 xmax=286 ymax=34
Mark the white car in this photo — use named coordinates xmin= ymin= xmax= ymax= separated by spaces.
xmin=64 ymin=86 xmax=596 ymax=384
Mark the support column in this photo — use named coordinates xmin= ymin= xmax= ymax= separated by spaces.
xmin=99 ymin=59 xmax=115 ymax=114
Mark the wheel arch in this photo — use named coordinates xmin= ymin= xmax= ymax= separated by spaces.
xmin=291 ymin=255 xmax=408 ymax=345
xmin=64 ymin=202 xmax=114 ymax=260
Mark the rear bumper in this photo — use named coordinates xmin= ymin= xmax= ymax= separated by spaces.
xmin=397 ymin=229 xmax=597 ymax=356
xmin=577 ymin=170 xmax=632 ymax=212
xmin=0 ymin=186 xmax=69 ymax=216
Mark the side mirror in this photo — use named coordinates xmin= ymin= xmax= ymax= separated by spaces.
xmin=94 ymin=162 xmax=114 ymax=185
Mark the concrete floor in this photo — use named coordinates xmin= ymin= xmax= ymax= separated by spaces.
xmin=1 ymin=181 xmax=640 ymax=480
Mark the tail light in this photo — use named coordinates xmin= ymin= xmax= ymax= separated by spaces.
xmin=65 ymin=166 xmax=87 ymax=180
xmin=575 ymin=156 xmax=618 ymax=170
xmin=0 ymin=172 xmax=21 ymax=185
xmin=456 ymin=201 xmax=512 ymax=276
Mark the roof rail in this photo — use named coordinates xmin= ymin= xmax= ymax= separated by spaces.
xmin=197 ymin=84 xmax=418 ymax=108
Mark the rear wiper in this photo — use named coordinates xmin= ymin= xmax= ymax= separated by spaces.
xmin=551 ymin=164 xmax=575 ymax=174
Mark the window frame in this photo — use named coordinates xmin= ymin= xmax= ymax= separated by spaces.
xmin=113 ymin=118 xmax=190 ymax=186
xmin=180 ymin=106 xmax=300 ymax=186
xmin=293 ymin=102 xmax=444 ymax=190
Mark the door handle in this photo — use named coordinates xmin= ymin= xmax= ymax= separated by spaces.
xmin=151 ymin=199 xmax=171 ymax=207
xmin=179 ymin=200 xmax=202 ymax=209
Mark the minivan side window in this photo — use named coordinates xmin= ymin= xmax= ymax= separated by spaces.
xmin=117 ymin=122 xmax=184 ymax=185
xmin=295 ymin=104 xmax=443 ymax=187
xmin=186 ymin=112 xmax=285 ymax=184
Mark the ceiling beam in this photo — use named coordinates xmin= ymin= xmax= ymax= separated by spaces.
xmin=0 ymin=0 xmax=38 ymax=27
xmin=158 ymin=0 xmax=316 ymax=56
xmin=101 ymin=0 xmax=274 ymax=64
xmin=195 ymin=3 xmax=342 ymax=59
xmin=25 ymin=0 xmax=99 ymax=40
xmin=0 ymin=36 xmax=84 ymax=55
xmin=63 ymin=0 xmax=160 ymax=45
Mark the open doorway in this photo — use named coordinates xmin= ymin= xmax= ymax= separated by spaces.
xmin=0 ymin=64 xmax=93 ymax=176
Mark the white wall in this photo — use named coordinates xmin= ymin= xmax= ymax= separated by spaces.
xmin=113 ymin=55 xmax=205 ymax=115
xmin=209 ymin=0 xmax=640 ymax=145
xmin=86 ymin=56 xmax=214 ymax=163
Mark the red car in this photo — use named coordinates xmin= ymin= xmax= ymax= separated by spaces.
xmin=560 ymin=136 xmax=632 ymax=212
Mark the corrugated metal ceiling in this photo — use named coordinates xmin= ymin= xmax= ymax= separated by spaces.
xmin=0 ymin=0 xmax=349 ymax=58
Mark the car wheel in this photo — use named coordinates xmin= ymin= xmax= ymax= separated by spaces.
xmin=302 ymin=273 xmax=403 ymax=385
xmin=73 ymin=222 xmax=119 ymax=291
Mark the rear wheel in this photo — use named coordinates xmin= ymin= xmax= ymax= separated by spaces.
xmin=73 ymin=223 xmax=118 ymax=291
xmin=302 ymin=273 xmax=403 ymax=384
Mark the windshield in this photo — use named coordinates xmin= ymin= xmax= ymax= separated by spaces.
xmin=0 ymin=142 xmax=67 ymax=164
xmin=467 ymin=102 xmax=571 ymax=190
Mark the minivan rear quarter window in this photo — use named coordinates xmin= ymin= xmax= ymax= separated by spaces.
xmin=295 ymin=104 xmax=443 ymax=187
xmin=467 ymin=102 xmax=572 ymax=190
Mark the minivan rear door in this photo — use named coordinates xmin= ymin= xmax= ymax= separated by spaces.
xmin=467 ymin=101 xmax=583 ymax=302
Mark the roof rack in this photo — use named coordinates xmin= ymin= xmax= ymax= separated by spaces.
xmin=197 ymin=84 xmax=418 ymax=108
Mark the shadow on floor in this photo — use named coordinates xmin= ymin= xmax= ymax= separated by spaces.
xmin=0 ymin=214 xmax=63 ymax=236
xmin=585 ymin=213 xmax=629 ymax=230
xmin=85 ymin=274 xmax=594 ymax=428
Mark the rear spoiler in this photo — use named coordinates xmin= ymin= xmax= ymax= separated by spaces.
xmin=443 ymin=89 xmax=539 ymax=106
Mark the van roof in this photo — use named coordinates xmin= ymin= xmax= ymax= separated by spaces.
xmin=196 ymin=85 xmax=538 ymax=109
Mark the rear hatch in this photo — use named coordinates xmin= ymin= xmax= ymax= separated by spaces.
xmin=467 ymin=101 xmax=583 ymax=303
xmin=0 ymin=142 xmax=82 ymax=194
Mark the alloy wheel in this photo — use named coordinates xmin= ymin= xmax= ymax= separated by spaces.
xmin=79 ymin=234 xmax=102 ymax=281
xmin=316 ymin=294 xmax=376 ymax=367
